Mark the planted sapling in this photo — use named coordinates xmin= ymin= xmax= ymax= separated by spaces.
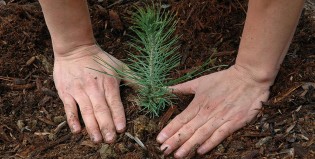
xmin=93 ymin=5 xmax=220 ymax=117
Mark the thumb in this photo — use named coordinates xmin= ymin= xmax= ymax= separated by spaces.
xmin=169 ymin=78 xmax=199 ymax=94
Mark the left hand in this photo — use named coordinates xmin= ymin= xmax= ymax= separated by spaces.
xmin=156 ymin=65 xmax=272 ymax=158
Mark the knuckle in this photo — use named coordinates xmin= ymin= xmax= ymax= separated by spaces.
xmin=205 ymin=138 xmax=216 ymax=146
xmin=112 ymin=114 xmax=125 ymax=122
xmin=197 ymin=127 xmax=211 ymax=136
xmin=219 ymin=125 xmax=233 ymax=136
xmin=99 ymin=124 xmax=111 ymax=132
xmin=182 ymin=124 xmax=196 ymax=135
xmin=105 ymin=77 xmax=119 ymax=90
xmin=86 ymin=77 xmax=99 ymax=88
xmin=176 ymin=114 xmax=190 ymax=125
xmin=93 ymin=104 xmax=109 ymax=114
xmin=80 ymin=105 xmax=94 ymax=115
xmin=109 ymin=97 xmax=121 ymax=106
xmin=73 ymin=79 xmax=82 ymax=88
xmin=106 ymin=77 xmax=118 ymax=85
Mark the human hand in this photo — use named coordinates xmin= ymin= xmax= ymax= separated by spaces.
xmin=53 ymin=44 xmax=126 ymax=143
xmin=157 ymin=65 xmax=272 ymax=158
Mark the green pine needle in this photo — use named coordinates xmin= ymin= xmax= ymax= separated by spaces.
xmin=93 ymin=5 xmax=223 ymax=117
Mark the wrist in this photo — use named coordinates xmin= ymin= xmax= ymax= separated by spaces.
xmin=52 ymin=30 xmax=96 ymax=57
xmin=53 ymin=43 xmax=100 ymax=61
xmin=232 ymin=63 xmax=278 ymax=87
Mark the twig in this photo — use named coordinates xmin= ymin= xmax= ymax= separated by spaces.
xmin=158 ymin=105 xmax=177 ymax=130
xmin=235 ymin=0 xmax=247 ymax=14
xmin=28 ymin=133 xmax=72 ymax=158
xmin=183 ymin=5 xmax=196 ymax=25
xmin=37 ymin=116 xmax=56 ymax=126
xmin=0 ymin=83 xmax=35 ymax=90
xmin=213 ymin=51 xmax=236 ymax=57
xmin=107 ymin=0 xmax=123 ymax=9
xmin=125 ymin=132 xmax=146 ymax=150
xmin=271 ymin=83 xmax=303 ymax=103
xmin=0 ymin=76 xmax=13 ymax=81
xmin=53 ymin=121 xmax=67 ymax=134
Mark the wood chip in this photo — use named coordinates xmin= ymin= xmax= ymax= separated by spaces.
xmin=81 ymin=140 xmax=98 ymax=148
xmin=1 ymin=83 xmax=35 ymax=90
xmin=285 ymin=122 xmax=296 ymax=134
xmin=26 ymin=56 xmax=36 ymax=66
xmin=109 ymin=10 xmax=124 ymax=31
xmin=0 ymin=0 xmax=6 ymax=5
xmin=15 ymin=145 xmax=36 ymax=158
xmin=302 ymin=82 xmax=315 ymax=90
xmin=36 ymin=55 xmax=53 ymax=73
xmin=99 ymin=143 xmax=116 ymax=159
xmin=41 ymin=87 xmax=58 ymax=98
xmin=0 ymin=125 xmax=11 ymax=142
xmin=125 ymin=132 xmax=146 ymax=150
xmin=255 ymin=136 xmax=272 ymax=148
xmin=158 ymin=105 xmax=177 ymax=130
xmin=38 ymin=96 xmax=52 ymax=107
xmin=34 ymin=132 xmax=51 ymax=136
xmin=272 ymin=83 xmax=303 ymax=103
xmin=37 ymin=116 xmax=56 ymax=126
xmin=29 ymin=134 xmax=72 ymax=157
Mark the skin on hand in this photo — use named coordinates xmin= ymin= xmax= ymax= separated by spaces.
xmin=157 ymin=0 xmax=304 ymax=158
xmin=157 ymin=65 xmax=271 ymax=157
xmin=53 ymin=44 xmax=126 ymax=143
xmin=38 ymin=0 xmax=127 ymax=143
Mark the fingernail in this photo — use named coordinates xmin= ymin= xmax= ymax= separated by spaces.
xmin=90 ymin=135 xmax=96 ymax=142
xmin=116 ymin=123 xmax=125 ymax=132
xmin=105 ymin=132 xmax=115 ymax=142
xmin=72 ymin=124 xmax=79 ymax=133
xmin=175 ymin=149 xmax=186 ymax=158
xmin=91 ymin=134 xmax=101 ymax=143
xmin=197 ymin=147 xmax=205 ymax=155
xmin=160 ymin=144 xmax=171 ymax=155
xmin=157 ymin=133 xmax=167 ymax=143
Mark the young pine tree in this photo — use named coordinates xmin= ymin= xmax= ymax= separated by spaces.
xmin=93 ymin=6 xmax=219 ymax=117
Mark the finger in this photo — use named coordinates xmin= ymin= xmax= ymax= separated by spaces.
xmin=173 ymin=116 xmax=228 ymax=158
xmin=197 ymin=121 xmax=241 ymax=155
xmin=160 ymin=112 xmax=209 ymax=155
xmin=159 ymin=96 xmax=218 ymax=155
xmin=85 ymin=77 xmax=116 ymax=143
xmin=104 ymin=77 xmax=126 ymax=133
xmin=73 ymin=87 xmax=103 ymax=143
xmin=62 ymin=93 xmax=81 ymax=133
xmin=157 ymin=97 xmax=200 ymax=144
xmin=88 ymin=90 xmax=116 ymax=143
xmin=169 ymin=78 xmax=199 ymax=94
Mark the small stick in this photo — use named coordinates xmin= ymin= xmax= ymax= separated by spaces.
xmin=158 ymin=105 xmax=177 ymax=130
xmin=29 ymin=134 xmax=72 ymax=158
xmin=0 ymin=76 xmax=12 ymax=81
xmin=107 ymin=0 xmax=123 ymax=9
xmin=125 ymin=132 xmax=147 ymax=150
xmin=235 ymin=0 xmax=247 ymax=14
xmin=212 ymin=51 xmax=236 ymax=57
xmin=53 ymin=121 xmax=67 ymax=134
xmin=37 ymin=116 xmax=56 ymax=126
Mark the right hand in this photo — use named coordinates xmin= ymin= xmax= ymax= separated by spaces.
xmin=157 ymin=65 xmax=272 ymax=157
xmin=53 ymin=44 xmax=126 ymax=143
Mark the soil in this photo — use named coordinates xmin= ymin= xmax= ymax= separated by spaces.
xmin=0 ymin=0 xmax=314 ymax=158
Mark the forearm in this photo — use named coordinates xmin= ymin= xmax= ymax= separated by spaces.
xmin=39 ymin=0 xmax=95 ymax=56
xmin=236 ymin=0 xmax=304 ymax=84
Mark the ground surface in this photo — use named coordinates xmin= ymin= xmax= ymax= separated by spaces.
xmin=0 ymin=0 xmax=314 ymax=158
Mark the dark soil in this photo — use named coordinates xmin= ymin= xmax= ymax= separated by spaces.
xmin=0 ymin=0 xmax=314 ymax=158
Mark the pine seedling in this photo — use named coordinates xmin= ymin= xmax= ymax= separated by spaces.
xmin=93 ymin=5 xmax=220 ymax=117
